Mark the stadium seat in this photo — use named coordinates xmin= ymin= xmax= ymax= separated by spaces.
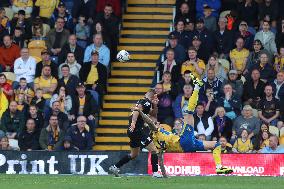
xmin=279 ymin=135 xmax=284 ymax=145
xmin=269 ymin=126 xmax=279 ymax=137
xmin=4 ymin=7 xmax=13 ymax=20
xmin=28 ymin=40 xmax=46 ymax=62
xmin=280 ymin=127 xmax=284 ymax=137
xmin=2 ymin=72 xmax=16 ymax=83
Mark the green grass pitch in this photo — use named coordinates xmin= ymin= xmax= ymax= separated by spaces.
xmin=0 ymin=175 xmax=284 ymax=189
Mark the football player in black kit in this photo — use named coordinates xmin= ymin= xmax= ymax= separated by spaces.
xmin=109 ymin=90 xmax=163 ymax=178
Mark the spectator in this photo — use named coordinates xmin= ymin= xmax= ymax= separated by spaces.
xmin=235 ymin=21 xmax=254 ymax=50
xmin=196 ymin=0 xmax=221 ymax=19
xmin=35 ymin=0 xmax=58 ymax=24
xmin=10 ymin=10 xmax=32 ymax=40
xmin=213 ymin=17 xmax=234 ymax=57
xmin=66 ymin=116 xmax=93 ymax=150
xmin=58 ymin=52 xmax=81 ymax=78
xmin=16 ymin=93 xmax=29 ymax=116
xmin=229 ymin=37 xmax=249 ymax=76
xmin=46 ymin=17 xmax=70 ymax=62
xmin=261 ymin=135 xmax=284 ymax=153
xmin=217 ymin=83 xmax=242 ymax=120
xmin=70 ymin=83 xmax=98 ymax=136
xmin=154 ymin=83 xmax=174 ymax=127
xmin=58 ymin=34 xmax=84 ymax=65
xmin=39 ymin=115 xmax=65 ymax=150
xmin=184 ymin=19 xmax=195 ymax=32
xmin=0 ymin=35 xmax=21 ymax=72
xmin=50 ymin=86 xmax=72 ymax=116
xmin=159 ymin=33 xmax=186 ymax=66
xmin=158 ymin=48 xmax=180 ymax=83
xmin=34 ymin=65 xmax=58 ymax=100
xmin=30 ymin=88 xmax=46 ymax=114
xmin=276 ymin=18 xmax=284 ymax=49
xmin=232 ymin=105 xmax=260 ymax=142
xmin=83 ymin=33 xmax=110 ymax=68
xmin=0 ymin=136 xmax=15 ymax=150
xmin=254 ymin=129 xmax=270 ymax=151
xmin=12 ymin=27 xmax=26 ymax=48
xmin=0 ymin=73 xmax=13 ymax=101
xmin=232 ymin=129 xmax=254 ymax=153
xmin=174 ymin=2 xmax=195 ymax=24
xmin=95 ymin=3 xmax=119 ymax=60
xmin=237 ymin=0 xmax=258 ymax=27
xmin=200 ymin=68 xmax=223 ymax=99
xmin=172 ymin=20 xmax=191 ymax=49
xmin=202 ymin=5 xmax=217 ymax=32
xmin=212 ymin=107 xmax=233 ymax=141
xmin=72 ymin=0 xmax=96 ymax=23
xmin=254 ymin=20 xmax=277 ymax=56
xmin=258 ymin=84 xmax=280 ymax=127
xmin=177 ymin=70 xmax=193 ymax=94
xmin=159 ymin=72 xmax=178 ymax=99
xmin=222 ymin=70 xmax=243 ymax=98
xmin=193 ymin=103 xmax=214 ymax=140
xmin=249 ymin=52 xmax=276 ymax=83
xmin=13 ymin=48 xmax=36 ymax=89
xmin=18 ymin=119 xmax=40 ymax=151
xmin=31 ymin=17 xmax=50 ymax=39
xmin=258 ymin=0 xmax=279 ymax=29
xmin=89 ymin=21 xmax=111 ymax=49
xmin=27 ymin=105 xmax=44 ymax=132
xmin=191 ymin=35 xmax=210 ymax=62
xmin=74 ymin=15 xmax=90 ymax=49
xmin=243 ymin=69 xmax=265 ymax=108
xmin=0 ymin=88 xmax=8 ymax=119
xmin=0 ymin=101 xmax=25 ymax=139
xmin=46 ymin=101 xmax=69 ymax=131
xmin=80 ymin=51 xmax=107 ymax=105
xmin=35 ymin=49 xmax=58 ymax=78
xmin=204 ymin=55 xmax=227 ymax=82
xmin=173 ymin=84 xmax=194 ymax=119
xmin=12 ymin=0 xmax=33 ymax=15
xmin=0 ymin=8 xmax=10 ymax=44
xmin=181 ymin=47 xmax=206 ymax=79
xmin=56 ymin=135 xmax=78 ymax=151
xmin=57 ymin=64 xmax=80 ymax=97
xmin=50 ymin=2 xmax=73 ymax=31
xmin=274 ymin=46 xmax=284 ymax=72
xmin=14 ymin=77 xmax=34 ymax=104
xmin=199 ymin=87 xmax=218 ymax=116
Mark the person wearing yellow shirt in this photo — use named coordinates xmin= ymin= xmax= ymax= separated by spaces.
xmin=79 ymin=51 xmax=107 ymax=107
xmin=229 ymin=37 xmax=249 ymax=75
xmin=232 ymin=129 xmax=254 ymax=153
xmin=181 ymin=47 xmax=205 ymax=79
xmin=0 ymin=88 xmax=8 ymax=119
xmin=274 ymin=47 xmax=284 ymax=72
xmin=35 ymin=0 xmax=58 ymax=22
xmin=34 ymin=65 xmax=57 ymax=100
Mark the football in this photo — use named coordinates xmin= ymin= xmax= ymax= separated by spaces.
xmin=117 ymin=50 xmax=130 ymax=62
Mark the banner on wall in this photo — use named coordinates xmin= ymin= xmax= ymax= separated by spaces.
xmin=148 ymin=153 xmax=284 ymax=176
xmin=0 ymin=151 xmax=148 ymax=175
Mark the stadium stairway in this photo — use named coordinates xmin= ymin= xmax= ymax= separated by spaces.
xmin=94 ymin=0 xmax=176 ymax=151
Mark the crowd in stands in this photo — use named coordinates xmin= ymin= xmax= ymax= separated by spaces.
xmin=154 ymin=0 xmax=284 ymax=153
xmin=0 ymin=0 xmax=122 ymax=151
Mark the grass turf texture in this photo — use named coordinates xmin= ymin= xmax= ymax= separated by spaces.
xmin=0 ymin=174 xmax=283 ymax=189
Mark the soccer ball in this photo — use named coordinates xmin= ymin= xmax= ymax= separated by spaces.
xmin=117 ymin=50 xmax=130 ymax=62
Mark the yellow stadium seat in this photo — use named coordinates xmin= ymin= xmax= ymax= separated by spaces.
xmin=4 ymin=7 xmax=13 ymax=20
xmin=28 ymin=40 xmax=46 ymax=62
xmin=2 ymin=72 xmax=16 ymax=82
xmin=280 ymin=127 xmax=284 ymax=137
xmin=269 ymin=126 xmax=279 ymax=137
xmin=279 ymin=135 xmax=284 ymax=145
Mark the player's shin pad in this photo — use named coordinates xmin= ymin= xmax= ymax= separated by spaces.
xmin=158 ymin=152 xmax=168 ymax=178
xmin=138 ymin=110 xmax=157 ymax=131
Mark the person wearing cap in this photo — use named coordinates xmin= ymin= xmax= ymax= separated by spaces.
xmin=50 ymin=1 xmax=73 ymax=32
xmin=232 ymin=105 xmax=260 ymax=144
xmin=80 ymin=50 xmax=107 ymax=106
xmin=181 ymin=47 xmax=206 ymax=79
xmin=0 ymin=35 xmax=21 ymax=72
xmin=35 ymin=49 xmax=58 ymax=78
xmin=83 ymin=33 xmax=110 ymax=67
xmin=10 ymin=10 xmax=32 ymax=41
xmin=213 ymin=17 xmax=234 ymax=56
xmin=35 ymin=0 xmax=58 ymax=24
xmin=191 ymin=35 xmax=210 ymax=62
xmin=229 ymin=37 xmax=249 ymax=76
xmin=184 ymin=18 xmax=195 ymax=32
xmin=172 ymin=20 xmax=191 ymax=50
xmin=203 ymin=5 xmax=217 ymax=32
xmin=66 ymin=116 xmax=93 ymax=150
xmin=196 ymin=0 xmax=221 ymax=19
xmin=222 ymin=69 xmax=243 ymax=98
xmin=46 ymin=17 xmax=70 ymax=63
xmin=69 ymin=82 xmax=98 ymax=137
xmin=13 ymin=48 xmax=36 ymax=89
xmin=235 ymin=21 xmax=254 ymax=50
xmin=12 ymin=0 xmax=33 ymax=16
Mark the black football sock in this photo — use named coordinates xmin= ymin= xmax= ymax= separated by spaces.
xmin=115 ymin=154 xmax=132 ymax=168
xmin=151 ymin=153 xmax=159 ymax=172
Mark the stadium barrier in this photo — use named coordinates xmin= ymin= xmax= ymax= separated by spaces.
xmin=148 ymin=153 xmax=284 ymax=176
xmin=0 ymin=151 xmax=148 ymax=175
